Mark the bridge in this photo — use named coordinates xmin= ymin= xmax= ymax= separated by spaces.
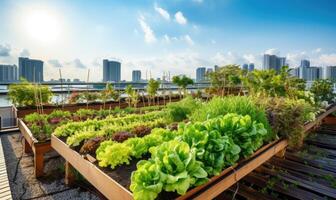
xmin=0 ymin=81 xmax=211 ymax=94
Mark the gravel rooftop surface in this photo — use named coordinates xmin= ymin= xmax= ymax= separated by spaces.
xmin=1 ymin=131 xmax=101 ymax=200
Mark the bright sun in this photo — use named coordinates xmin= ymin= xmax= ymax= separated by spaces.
xmin=24 ymin=10 xmax=61 ymax=43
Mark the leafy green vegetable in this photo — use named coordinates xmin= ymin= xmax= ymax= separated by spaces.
xmin=96 ymin=140 xmax=131 ymax=168
xmin=131 ymin=140 xmax=208 ymax=200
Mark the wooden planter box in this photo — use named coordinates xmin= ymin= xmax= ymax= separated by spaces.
xmin=18 ymin=119 xmax=53 ymax=178
xmin=51 ymin=104 xmax=336 ymax=199
xmin=17 ymin=99 xmax=179 ymax=178
xmin=51 ymin=135 xmax=287 ymax=200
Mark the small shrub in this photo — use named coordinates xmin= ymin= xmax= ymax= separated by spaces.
xmin=165 ymin=96 xmax=201 ymax=122
xmin=190 ymin=96 xmax=272 ymax=139
xmin=310 ymin=79 xmax=334 ymax=103
xmin=265 ymin=97 xmax=316 ymax=148
xmin=9 ymin=80 xmax=52 ymax=107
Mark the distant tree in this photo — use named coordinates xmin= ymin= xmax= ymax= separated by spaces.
xmin=207 ymin=64 xmax=242 ymax=96
xmin=100 ymin=83 xmax=119 ymax=108
xmin=172 ymin=75 xmax=194 ymax=98
xmin=147 ymin=79 xmax=160 ymax=106
xmin=125 ymin=85 xmax=134 ymax=107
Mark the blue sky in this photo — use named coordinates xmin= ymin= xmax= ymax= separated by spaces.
xmin=0 ymin=0 xmax=336 ymax=81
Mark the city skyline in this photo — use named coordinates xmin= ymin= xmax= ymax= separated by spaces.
xmin=0 ymin=0 xmax=336 ymax=81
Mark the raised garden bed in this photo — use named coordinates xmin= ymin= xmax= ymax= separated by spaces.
xmin=16 ymin=96 xmax=181 ymax=118
xmin=50 ymin=103 xmax=336 ymax=199
xmin=51 ymin=136 xmax=287 ymax=200
xmin=18 ymin=118 xmax=53 ymax=177
xmin=18 ymin=105 xmax=167 ymax=178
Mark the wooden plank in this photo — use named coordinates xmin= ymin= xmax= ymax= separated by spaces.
xmin=51 ymin=135 xmax=133 ymax=200
xmin=190 ymin=140 xmax=288 ymax=200
xmin=18 ymin=119 xmax=38 ymax=145
xmin=0 ymin=138 xmax=12 ymax=200
xmin=244 ymin=173 xmax=325 ymax=200
xmin=227 ymin=184 xmax=278 ymax=200
xmin=18 ymin=119 xmax=54 ymax=178
xmin=269 ymin=157 xmax=336 ymax=178
xmin=305 ymin=104 xmax=336 ymax=132
xmin=260 ymin=166 xmax=336 ymax=198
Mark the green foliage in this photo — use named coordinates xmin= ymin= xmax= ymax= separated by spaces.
xmin=24 ymin=113 xmax=52 ymax=141
xmin=131 ymin=113 xmax=269 ymax=199
xmin=179 ymin=113 xmax=267 ymax=175
xmin=8 ymin=80 xmax=52 ymax=107
xmin=96 ymin=141 xmax=132 ymax=168
xmin=190 ymin=96 xmax=272 ymax=139
xmin=125 ymin=85 xmax=139 ymax=107
xmin=165 ymin=96 xmax=201 ymax=122
xmin=130 ymin=160 xmax=163 ymax=200
xmin=207 ymin=65 xmax=242 ymax=88
xmin=48 ymin=110 xmax=71 ymax=120
xmin=100 ymin=83 xmax=119 ymax=103
xmin=244 ymin=66 xmax=306 ymax=98
xmin=172 ymin=75 xmax=194 ymax=96
xmin=131 ymin=140 xmax=208 ymax=200
xmin=147 ymin=79 xmax=160 ymax=98
xmin=310 ymin=79 xmax=334 ymax=103
xmin=265 ymin=97 xmax=316 ymax=148
xmin=74 ymin=109 xmax=97 ymax=120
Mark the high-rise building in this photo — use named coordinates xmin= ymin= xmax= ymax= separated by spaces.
xmin=196 ymin=67 xmax=206 ymax=82
xmin=290 ymin=67 xmax=300 ymax=77
xmin=132 ymin=70 xmax=141 ymax=82
xmin=242 ymin=64 xmax=248 ymax=71
xmin=263 ymin=54 xmax=286 ymax=72
xmin=324 ymin=66 xmax=336 ymax=81
xmin=298 ymin=64 xmax=322 ymax=81
xmin=248 ymin=63 xmax=255 ymax=71
xmin=305 ymin=67 xmax=323 ymax=81
xmin=103 ymin=59 xmax=121 ymax=82
xmin=214 ymin=65 xmax=219 ymax=72
xmin=0 ymin=64 xmax=18 ymax=83
xmin=300 ymin=59 xmax=310 ymax=68
xmin=18 ymin=57 xmax=44 ymax=82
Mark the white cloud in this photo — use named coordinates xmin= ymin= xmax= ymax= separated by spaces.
xmin=212 ymin=51 xmax=246 ymax=66
xmin=154 ymin=4 xmax=170 ymax=20
xmin=211 ymin=39 xmax=216 ymax=44
xmin=138 ymin=15 xmax=157 ymax=43
xmin=48 ymin=59 xmax=62 ymax=68
xmin=175 ymin=11 xmax=187 ymax=25
xmin=19 ymin=49 xmax=30 ymax=57
xmin=183 ymin=35 xmax=194 ymax=45
xmin=0 ymin=44 xmax=11 ymax=57
xmin=318 ymin=54 xmax=336 ymax=66
xmin=264 ymin=48 xmax=280 ymax=55
xmin=286 ymin=51 xmax=307 ymax=67
xmin=313 ymin=48 xmax=322 ymax=53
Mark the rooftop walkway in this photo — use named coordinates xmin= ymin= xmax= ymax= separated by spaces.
xmin=218 ymin=123 xmax=336 ymax=200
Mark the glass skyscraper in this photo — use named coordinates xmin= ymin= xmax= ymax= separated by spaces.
xmin=0 ymin=64 xmax=18 ymax=83
xmin=18 ymin=57 xmax=44 ymax=82
xmin=132 ymin=70 xmax=141 ymax=82
xmin=103 ymin=59 xmax=121 ymax=82
xmin=263 ymin=54 xmax=286 ymax=72
xmin=196 ymin=67 xmax=206 ymax=82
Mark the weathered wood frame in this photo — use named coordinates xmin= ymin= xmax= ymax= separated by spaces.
xmin=18 ymin=119 xmax=53 ymax=178
xmin=51 ymin=105 xmax=336 ymax=199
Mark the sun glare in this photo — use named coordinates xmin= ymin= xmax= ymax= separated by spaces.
xmin=24 ymin=9 xmax=61 ymax=43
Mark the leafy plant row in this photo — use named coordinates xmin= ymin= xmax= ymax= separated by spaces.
xmin=24 ymin=105 xmax=163 ymax=141
xmin=54 ymin=111 xmax=166 ymax=146
xmin=129 ymin=113 xmax=268 ymax=200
